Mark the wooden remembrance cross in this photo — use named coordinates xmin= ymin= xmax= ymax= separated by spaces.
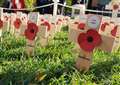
xmin=25 ymin=12 xmax=39 ymax=56
xmin=68 ymin=14 xmax=120 ymax=72
xmin=38 ymin=14 xmax=52 ymax=47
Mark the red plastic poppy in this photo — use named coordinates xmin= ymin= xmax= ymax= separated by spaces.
xmin=41 ymin=21 xmax=51 ymax=31
xmin=111 ymin=25 xmax=117 ymax=37
xmin=113 ymin=4 xmax=119 ymax=10
xmin=78 ymin=29 xmax=102 ymax=52
xmin=100 ymin=22 xmax=109 ymax=32
xmin=25 ymin=22 xmax=38 ymax=40
xmin=0 ymin=19 xmax=3 ymax=29
xmin=77 ymin=23 xmax=85 ymax=30
xmin=14 ymin=18 xmax=22 ymax=29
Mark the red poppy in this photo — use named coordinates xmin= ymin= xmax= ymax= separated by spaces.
xmin=100 ymin=22 xmax=109 ymax=32
xmin=14 ymin=18 xmax=22 ymax=29
xmin=77 ymin=23 xmax=85 ymax=30
xmin=41 ymin=21 xmax=51 ymax=31
xmin=0 ymin=19 xmax=3 ymax=29
xmin=25 ymin=22 xmax=38 ymax=40
xmin=78 ymin=29 xmax=102 ymax=52
xmin=111 ymin=25 xmax=118 ymax=37
xmin=113 ymin=4 xmax=119 ymax=10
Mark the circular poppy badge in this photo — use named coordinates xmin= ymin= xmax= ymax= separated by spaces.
xmin=77 ymin=23 xmax=85 ymax=30
xmin=78 ymin=29 xmax=102 ymax=52
xmin=25 ymin=23 xmax=38 ymax=40
xmin=14 ymin=18 xmax=22 ymax=29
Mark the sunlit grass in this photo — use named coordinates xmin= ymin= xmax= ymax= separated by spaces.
xmin=0 ymin=29 xmax=120 ymax=85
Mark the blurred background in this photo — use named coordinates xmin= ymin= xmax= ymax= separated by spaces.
xmin=0 ymin=0 xmax=115 ymax=16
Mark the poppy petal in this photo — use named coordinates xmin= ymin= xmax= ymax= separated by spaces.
xmin=14 ymin=18 xmax=21 ymax=29
xmin=77 ymin=23 xmax=85 ymax=30
xmin=80 ymin=40 xmax=95 ymax=52
xmin=78 ymin=33 xmax=86 ymax=43
xmin=101 ymin=22 xmax=109 ymax=32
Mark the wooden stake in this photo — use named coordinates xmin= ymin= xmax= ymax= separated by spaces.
xmin=75 ymin=49 xmax=93 ymax=72
xmin=26 ymin=40 xmax=35 ymax=56
xmin=10 ymin=13 xmax=16 ymax=35
xmin=38 ymin=25 xmax=49 ymax=47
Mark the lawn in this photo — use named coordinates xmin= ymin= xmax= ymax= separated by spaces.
xmin=0 ymin=27 xmax=120 ymax=85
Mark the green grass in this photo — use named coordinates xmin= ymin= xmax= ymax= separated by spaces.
xmin=0 ymin=29 xmax=120 ymax=85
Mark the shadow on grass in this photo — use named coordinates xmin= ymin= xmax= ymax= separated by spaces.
xmin=89 ymin=56 xmax=120 ymax=84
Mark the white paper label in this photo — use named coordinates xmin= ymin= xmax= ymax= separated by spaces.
xmin=28 ymin=12 xmax=39 ymax=24
xmin=87 ymin=15 xmax=102 ymax=29
xmin=79 ymin=14 xmax=87 ymax=23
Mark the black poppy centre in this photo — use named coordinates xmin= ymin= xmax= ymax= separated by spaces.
xmin=87 ymin=36 xmax=93 ymax=43
xmin=30 ymin=28 xmax=35 ymax=33
xmin=17 ymin=22 xmax=20 ymax=24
